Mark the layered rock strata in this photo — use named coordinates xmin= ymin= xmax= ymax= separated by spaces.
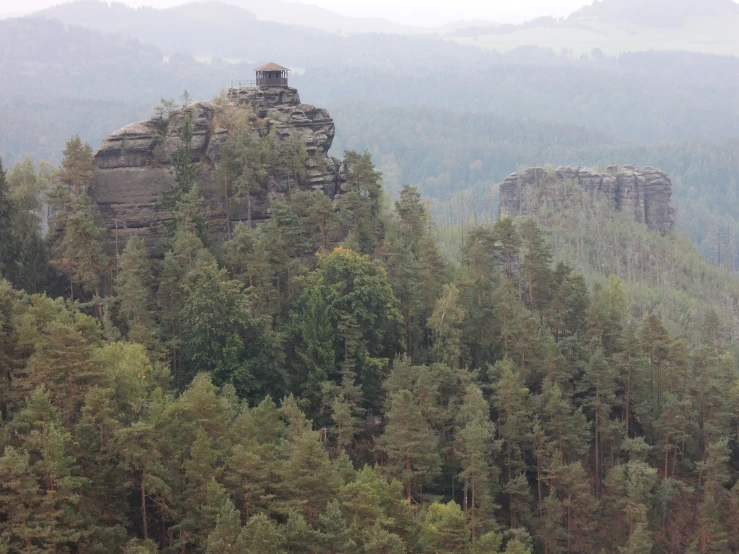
xmin=498 ymin=165 xmax=675 ymax=234
xmin=92 ymin=86 xmax=344 ymax=255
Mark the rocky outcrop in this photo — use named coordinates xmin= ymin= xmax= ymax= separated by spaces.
xmin=92 ymin=86 xmax=344 ymax=255
xmin=498 ymin=165 xmax=675 ymax=235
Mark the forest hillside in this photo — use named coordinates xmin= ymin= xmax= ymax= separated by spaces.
xmin=0 ymin=89 xmax=738 ymax=552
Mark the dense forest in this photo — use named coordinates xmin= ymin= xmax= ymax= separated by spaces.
xmin=0 ymin=98 xmax=738 ymax=553
xmin=330 ymin=104 xmax=739 ymax=270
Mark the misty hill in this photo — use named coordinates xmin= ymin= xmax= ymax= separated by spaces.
xmin=224 ymin=0 xmax=428 ymax=34
xmin=39 ymin=0 xmax=429 ymax=35
xmin=37 ymin=0 xmax=336 ymax=61
xmin=451 ymin=0 xmax=739 ymax=55
xmin=571 ymin=0 xmax=739 ymax=26
xmin=35 ymin=1 xmax=489 ymax=69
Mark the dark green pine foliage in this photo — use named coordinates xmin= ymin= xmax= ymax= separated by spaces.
xmin=380 ymin=389 xmax=441 ymax=504
xmin=0 ymin=157 xmax=15 ymax=276
xmin=337 ymin=150 xmax=385 ymax=255
xmin=290 ymin=246 xmax=404 ymax=416
xmin=114 ymin=236 xmax=156 ymax=347
xmin=1 ymin=119 xmax=739 ymax=554
xmin=162 ymin=111 xmax=201 ymax=212
xmin=180 ymin=263 xmax=284 ymax=400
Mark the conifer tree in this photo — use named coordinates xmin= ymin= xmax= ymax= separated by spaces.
xmin=291 ymin=247 xmax=403 ymax=412
xmin=59 ymin=134 xmax=96 ymax=197
xmin=696 ymin=439 xmax=733 ymax=552
xmin=519 ymin=219 xmax=553 ymax=313
xmin=4 ymin=159 xmax=57 ymax=293
xmin=419 ymin=501 xmax=472 ymax=554
xmin=639 ymin=314 xmax=669 ymax=413
xmin=459 ymin=226 xmax=498 ymax=367
xmin=180 ymin=262 xmax=284 ymax=399
xmin=53 ymin=191 xmax=107 ymax=305
xmin=455 ymin=384 xmax=500 ymax=543
xmin=114 ymin=236 xmax=155 ymax=347
xmin=0 ymin=280 xmax=20 ymax=420
xmin=579 ymin=347 xmax=620 ymax=498
xmin=492 ymin=218 xmax=521 ymax=279
xmin=381 ymin=389 xmax=442 ymax=504
xmin=206 ymin=498 xmax=243 ymax=554
xmin=22 ymin=321 xmax=103 ymax=427
xmin=337 ymin=151 xmax=384 ymax=255
xmin=163 ymin=111 xmax=201 ymax=211
xmin=235 ymin=512 xmax=286 ymax=554
xmin=278 ymin=430 xmax=339 ymax=524
xmin=116 ymin=416 xmax=172 ymax=542
xmin=544 ymin=456 xmax=598 ymax=553
xmin=492 ymin=359 xmax=531 ymax=482
xmin=0 ymin=156 xmax=15 ymax=275
xmin=224 ymin=223 xmax=273 ymax=308
xmin=316 ymin=499 xmax=356 ymax=553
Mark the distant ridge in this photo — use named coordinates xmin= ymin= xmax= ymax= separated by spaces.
xmin=37 ymin=0 xmax=430 ymax=35
xmin=570 ymin=0 xmax=739 ymax=26
xmin=223 ymin=0 xmax=429 ymax=34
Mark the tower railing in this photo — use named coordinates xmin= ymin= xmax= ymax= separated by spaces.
xmin=230 ymin=80 xmax=257 ymax=88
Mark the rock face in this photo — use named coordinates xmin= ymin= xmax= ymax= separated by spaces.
xmin=92 ymin=86 xmax=344 ymax=255
xmin=498 ymin=165 xmax=675 ymax=235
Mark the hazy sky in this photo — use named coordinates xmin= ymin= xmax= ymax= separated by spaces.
xmin=0 ymin=0 xmax=594 ymax=25
xmin=295 ymin=0 xmax=591 ymax=25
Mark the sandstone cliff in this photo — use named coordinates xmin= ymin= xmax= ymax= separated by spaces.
xmin=92 ymin=87 xmax=344 ymax=254
xmin=498 ymin=165 xmax=675 ymax=235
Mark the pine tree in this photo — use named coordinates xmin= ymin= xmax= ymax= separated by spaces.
xmin=22 ymin=321 xmax=103 ymax=427
xmin=455 ymin=384 xmax=500 ymax=543
xmin=235 ymin=512 xmax=286 ymax=554
xmin=696 ymin=439 xmax=732 ymax=553
xmin=316 ymin=499 xmax=356 ymax=553
xmin=337 ymin=151 xmax=384 ymax=255
xmin=459 ymin=226 xmax=498 ymax=368
xmin=116 ymin=417 xmax=172 ymax=542
xmin=419 ymin=501 xmax=472 ymax=554
xmin=380 ymin=389 xmax=442 ymax=504
xmin=162 ymin=111 xmax=201 ymax=211
xmin=639 ymin=314 xmax=669 ymax=414
xmin=180 ymin=262 xmax=284 ymax=400
xmin=3 ymin=389 xmax=91 ymax=551
xmin=278 ymin=430 xmax=339 ymax=524
xmin=3 ymin=159 xmax=57 ymax=293
xmin=224 ymin=223 xmax=273 ymax=309
xmin=206 ymin=498 xmax=243 ymax=554
xmin=491 ymin=359 xmax=531 ymax=484
xmin=114 ymin=236 xmax=155 ymax=347
xmin=0 ymin=279 xmax=20 ymax=420
xmin=53 ymin=192 xmax=107 ymax=305
xmin=519 ymin=219 xmax=553 ymax=313
xmin=579 ymin=347 xmax=620 ymax=499
xmin=59 ymin=135 xmax=96 ymax=197
xmin=0 ymin=445 xmax=48 ymax=551
xmin=544 ymin=456 xmax=598 ymax=554
xmin=0 ymin=156 xmax=15 ymax=276
xmin=492 ymin=218 xmax=521 ymax=279
xmin=291 ymin=247 xmax=404 ymax=412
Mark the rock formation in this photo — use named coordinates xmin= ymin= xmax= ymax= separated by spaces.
xmin=498 ymin=165 xmax=675 ymax=235
xmin=92 ymin=86 xmax=344 ymax=255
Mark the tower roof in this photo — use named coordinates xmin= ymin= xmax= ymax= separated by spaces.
xmin=255 ymin=62 xmax=290 ymax=72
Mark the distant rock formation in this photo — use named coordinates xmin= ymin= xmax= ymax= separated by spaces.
xmin=92 ymin=86 xmax=344 ymax=255
xmin=498 ymin=165 xmax=675 ymax=235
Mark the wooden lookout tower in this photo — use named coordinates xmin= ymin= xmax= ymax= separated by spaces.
xmin=255 ymin=62 xmax=290 ymax=87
